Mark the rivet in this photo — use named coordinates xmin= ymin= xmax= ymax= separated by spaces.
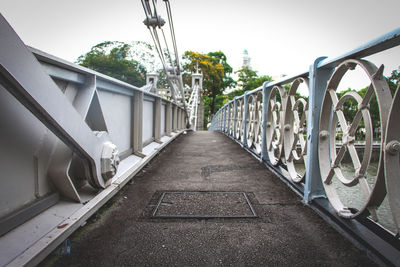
xmin=319 ymin=130 xmax=329 ymax=140
xmin=386 ymin=140 xmax=400 ymax=155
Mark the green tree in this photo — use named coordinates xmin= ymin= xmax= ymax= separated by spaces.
xmin=77 ymin=41 xmax=150 ymax=87
xmin=226 ymin=68 xmax=272 ymax=101
xmin=335 ymin=69 xmax=399 ymax=140
xmin=183 ymin=50 xmax=234 ymax=126
xmin=387 ymin=69 xmax=400 ymax=94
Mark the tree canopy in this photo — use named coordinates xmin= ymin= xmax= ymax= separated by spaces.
xmin=182 ymin=51 xmax=235 ymax=126
xmin=77 ymin=41 xmax=159 ymax=87
xmin=334 ymin=69 xmax=399 ymax=140
xmin=226 ymin=67 xmax=272 ymax=100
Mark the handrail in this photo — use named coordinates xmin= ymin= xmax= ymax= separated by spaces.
xmin=210 ymin=28 xmax=400 ymax=239
xmin=0 ymin=13 xmax=188 ymax=266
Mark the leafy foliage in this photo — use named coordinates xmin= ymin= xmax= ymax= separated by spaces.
xmin=387 ymin=69 xmax=400 ymax=94
xmin=183 ymin=51 xmax=235 ymax=126
xmin=335 ymin=69 xmax=399 ymax=140
xmin=77 ymin=41 xmax=159 ymax=87
xmin=226 ymin=67 xmax=272 ymax=101
xmin=236 ymin=68 xmax=272 ymax=92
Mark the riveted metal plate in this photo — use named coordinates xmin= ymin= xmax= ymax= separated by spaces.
xmin=152 ymin=191 xmax=257 ymax=218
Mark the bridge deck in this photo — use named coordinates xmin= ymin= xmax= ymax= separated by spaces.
xmin=48 ymin=131 xmax=375 ymax=266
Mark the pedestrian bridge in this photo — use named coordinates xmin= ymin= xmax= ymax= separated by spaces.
xmin=0 ymin=13 xmax=400 ymax=266
xmin=45 ymin=131 xmax=375 ymax=266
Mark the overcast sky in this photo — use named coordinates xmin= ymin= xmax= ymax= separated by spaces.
xmin=1 ymin=0 xmax=399 ymax=87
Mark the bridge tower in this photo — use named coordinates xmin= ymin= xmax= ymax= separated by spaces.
xmin=146 ymin=73 xmax=159 ymax=94
xmin=191 ymin=70 xmax=204 ymax=130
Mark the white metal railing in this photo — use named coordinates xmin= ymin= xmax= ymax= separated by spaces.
xmin=0 ymin=14 xmax=187 ymax=266
xmin=210 ymin=28 xmax=400 ymax=241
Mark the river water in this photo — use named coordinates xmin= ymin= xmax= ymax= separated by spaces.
xmin=294 ymin=162 xmax=396 ymax=234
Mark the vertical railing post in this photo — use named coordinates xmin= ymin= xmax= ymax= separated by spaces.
xmin=182 ymin=109 xmax=185 ymax=129
xmin=221 ymin=107 xmax=225 ymax=132
xmin=154 ymin=98 xmax=162 ymax=143
xmin=216 ymin=111 xmax=218 ymax=131
xmin=132 ymin=91 xmax=144 ymax=157
xmin=226 ymin=105 xmax=229 ymax=134
xmin=217 ymin=111 xmax=220 ymax=131
xmin=166 ymin=102 xmax=172 ymax=136
xmin=221 ymin=110 xmax=223 ymax=132
xmin=223 ymin=106 xmax=227 ymax=133
xmin=227 ymin=102 xmax=231 ymax=136
xmin=242 ymin=92 xmax=249 ymax=147
xmin=177 ymin=108 xmax=181 ymax=130
xmin=219 ymin=111 xmax=222 ymax=131
xmin=173 ymin=105 xmax=177 ymax=132
xmin=304 ymin=57 xmax=334 ymax=203
xmin=233 ymin=97 xmax=238 ymax=139
xmin=181 ymin=108 xmax=184 ymax=130
xmin=261 ymin=82 xmax=271 ymax=162
xmin=176 ymin=108 xmax=179 ymax=130
xmin=180 ymin=109 xmax=183 ymax=130
xmin=183 ymin=109 xmax=186 ymax=129
xmin=214 ymin=112 xmax=217 ymax=131
xmin=225 ymin=106 xmax=228 ymax=133
xmin=180 ymin=108 xmax=183 ymax=130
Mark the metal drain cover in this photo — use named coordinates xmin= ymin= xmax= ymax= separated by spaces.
xmin=152 ymin=191 xmax=257 ymax=218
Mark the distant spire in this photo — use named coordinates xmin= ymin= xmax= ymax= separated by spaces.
xmin=242 ymin=49 xmax=251 ymax=69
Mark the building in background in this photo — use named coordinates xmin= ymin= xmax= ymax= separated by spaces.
xmin=242 ymin=49 xmax=251 ymax=69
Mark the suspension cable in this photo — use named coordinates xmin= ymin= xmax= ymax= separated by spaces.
xmin=141 ymin=0 xmax=189 ymax=115
xmin=164 ymin=1 xmax=180 ymax=73
xmin=149 ymin=29 xmax=167 ymax=71
xmin=161 ymin=28 xmax=175 ymax=75
xmin=141 ymin=0 xmax=151 ymax=20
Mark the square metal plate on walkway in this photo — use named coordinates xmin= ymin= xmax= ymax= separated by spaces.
xmin=152 ymin=191 xmax=257 ymax=218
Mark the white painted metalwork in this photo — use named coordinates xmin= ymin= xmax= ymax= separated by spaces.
xmin=284 ymin=78 xmax=309 ymax=183
xmin=0 ymin=13 xmax=187 ymax=266
xmin=1 ymin=7 xmax=400 ymax=266
xmin=318 ymin=59 xmax=392 ymax=220
xmin=265 ymin=86 xmax=286 ymax=166
xmin=229 ymin=101 xmax=234 ymax=136
xmin=141 ymin=0 xmax=191 ymax=126
xmin=188 ymin=83 xmax=200 ymax=130
xmin=385 ymin=83 xmax=400 ymax=234
xmin=210 ymin=27 xmax=400 ymax=249
xmin=235 ymin=98 xmax=244 ymax=141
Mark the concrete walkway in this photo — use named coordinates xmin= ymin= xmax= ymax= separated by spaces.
xmin=47 ymin=131 xmax=375 ymax=266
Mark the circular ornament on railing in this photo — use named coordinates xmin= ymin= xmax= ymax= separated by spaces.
xmin=253 ymin=92 xmax=263 ymax=155
xmin=236 ymin=98 xmax=243 ymax=140
xmin=384 ymin=84 xmax=400 ymax=234
xmin=318 ymin=59 xmax=392 ymax=219
xmin=266 ymin=85 xmax=286 ymax=165
xmin=246 ymin=94 xmax=256 ymax=148
xmin=284 ymin=77 xmax=309 ymax=183
xmin=229 ymin=102 xmax=234 ymax=136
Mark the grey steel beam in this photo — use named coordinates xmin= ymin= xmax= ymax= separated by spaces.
xmin=0 ymin=193 xmax=59 ymax=237
xmin=40 ymin=62 xmax=86 ymax=85
xmin=154 ymin=98 xmax=162 ymax=143
xmin=303 ymin=57 xmax=333 ymax=203
xmin=0 ymin=14 xmax=116 ymax=189
xmin=173 ymin=105 xmax=178 ymax=132
xmin=132 ymin=91 xmax=145 ymax=157
xmin=166 ymin=102 xmax=172 ymax=136
xmin=97 ymin=79 xmax=134 ymax=97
